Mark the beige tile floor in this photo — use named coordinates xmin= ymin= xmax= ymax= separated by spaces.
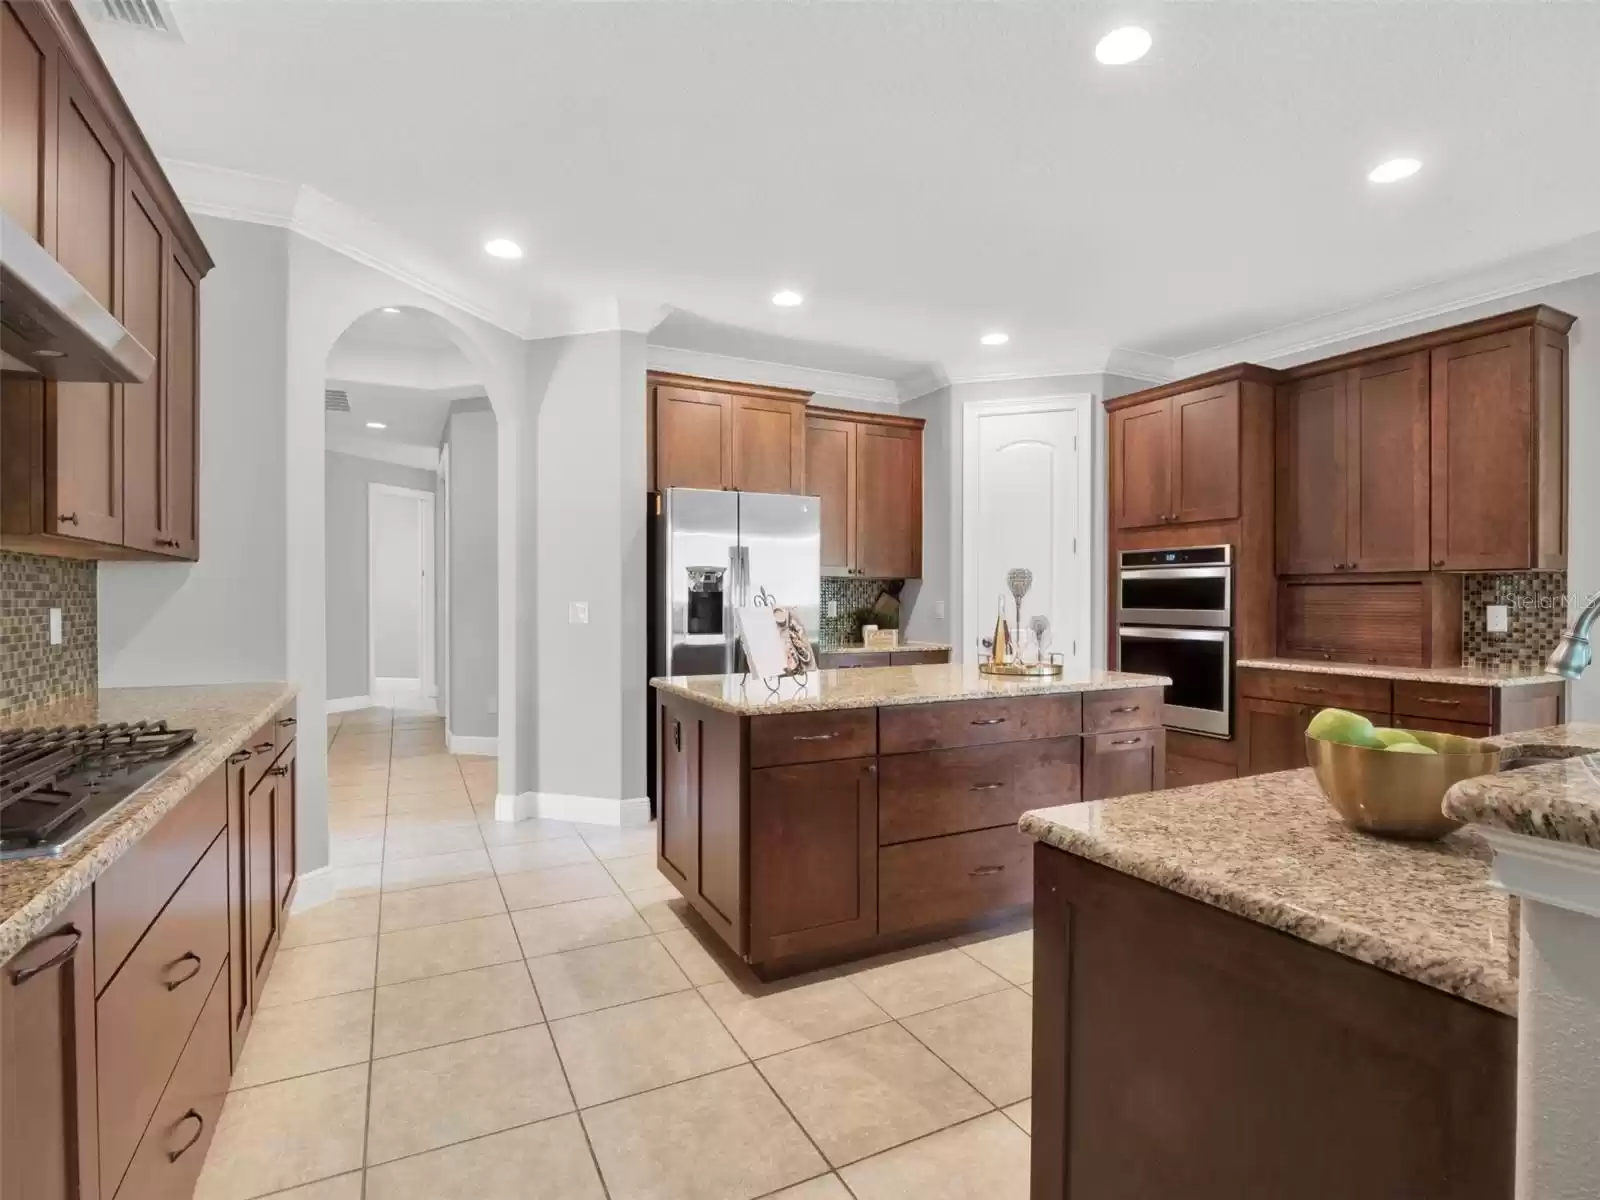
xmin=196 ymin=707 xmax=1034 ymax=1200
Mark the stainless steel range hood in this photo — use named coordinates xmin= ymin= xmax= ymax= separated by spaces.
xmin=1 ymin=210 xmax=154 ymax=383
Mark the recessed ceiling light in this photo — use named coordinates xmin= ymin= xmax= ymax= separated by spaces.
xmin=366 ymin=421 xmax=387 ymax=430
xmin=1095 ymin=26 xmax=1151 ymax=66
xmin=483 ymin=238 xmax=523 ymax=260
xmin=1368 ymin=157 xmax=1422 ymax=184
xmin=980 ymin=332 xmax=1010 ymax=347
xmin=381 ymin=306 xmax=401 ymax=314
xmin=771 ymin=289 xmax=804 ymax=307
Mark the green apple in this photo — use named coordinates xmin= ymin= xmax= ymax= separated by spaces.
xmin=1306 ymin=707 xmax=1383 ymax=748
xmin=1383 ymin=742 xmax=1438 ymax=755
xmin=1373 ymin=727 xmax=1421 ymax=748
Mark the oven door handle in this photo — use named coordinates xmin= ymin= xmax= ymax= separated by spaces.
xmin=1118 ymin=566 xmax=1231 ymax=581
xmin=1116 ymin=625 xmax=1230 ymax=643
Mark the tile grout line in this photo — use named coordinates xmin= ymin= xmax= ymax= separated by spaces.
xmin=356 ymin=708 xmax=395 ymax=1200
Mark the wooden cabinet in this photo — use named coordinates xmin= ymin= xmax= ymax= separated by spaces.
xmin=1082 ymin=728 xmax=1162 ymax=801
xmin=246 ymin=765 xmax=282 ymax=1001
xmin=805 ymin=406 xmax=924 ymax=579
xmin=1277 ymin=575 xmax=1460 ymax=667
xmin=1 ymin=893 xmax=100 ymax=1200
xmin=0 ymin=0 xmax=211 ymax=562
xmin=649 ymin=373 xmax=807 ymax=495
xmin=1111 ymin=383 xmax=1239 ymax=531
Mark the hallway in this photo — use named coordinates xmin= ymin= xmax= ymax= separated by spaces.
xmin=193 ymin=707 xmax=1034 ymax=1199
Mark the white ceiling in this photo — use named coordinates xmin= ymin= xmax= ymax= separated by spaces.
xmin=89 ymin=1 xmax=1600 ymax=389
xmin=325 ymin=380 xmax=475 ymax=452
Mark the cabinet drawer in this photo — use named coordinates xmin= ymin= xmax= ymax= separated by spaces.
xmin=879 ymin=695 xmax=1081 ymax=754
xmin=1165 ymin=754 xmax=1237 ymax=788
xmin=1084 ymin=688 xmax=1163 ymax=734
xmin=242 ymin=719 xmax=279 ymax=794
xmin=1392 ymin=714 xmax=1495 ymax=740
xmin=1393 ymin=681 xmax=1494 ymax=726
xmin=95 ymin=764 xmax=226 ymax=992
xmin=817 ymin=651 xmax=881 ymax=669
xmin=112 ymin=966 xmax=230 ymax=1200
xmin=750 ymin=709 xmax=876 ymax=769
xmin=96 ymin=832 xmax=229 ymax=1198
xmin=1237 ymin=667 xmax=1392 ymax=713
xmin=880 ymin=826 xmax=1033 ymax=935
xmin=878 ymin=738 xmax=1080 ymax=846
xmin=1083 ymin=729 xmax=1162 ymax=802
xmin=890 ymin=649 xmax=950 ymax=666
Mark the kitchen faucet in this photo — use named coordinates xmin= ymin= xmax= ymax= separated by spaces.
xmin=1545 ymin=590 xmax=1600 ymax=679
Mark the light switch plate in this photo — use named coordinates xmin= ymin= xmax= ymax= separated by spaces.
xmin=569 ymin=601 xmax=589 ymax=625
xmin=1487 ymin=604 xmax=1509 ymax=634
xmin=49 ymin=607 xmax=62 ymax=645
xmin=933 ymin=600 xmax=946 ymax=619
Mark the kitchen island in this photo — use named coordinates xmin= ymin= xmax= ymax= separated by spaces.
xmin=1020 ymin=723 xmax=1600 ymax=1200
xmin=650 ymin=662 xmax=1167 ymax=974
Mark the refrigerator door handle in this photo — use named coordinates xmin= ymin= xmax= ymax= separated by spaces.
xmin=738 ymin=546 xmax=751 ymax=607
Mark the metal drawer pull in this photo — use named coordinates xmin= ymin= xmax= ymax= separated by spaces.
xmin=1111 ymin=737 xmax=1144 ymax=746
xmin=793 ymin=732 xmax=838 ymax=742
xmin=969 ymin=782 xmax=1004 ymax=792
xmin=970 ymin=865 xmax=1005 ymax=877
xmin=58 ymin=512 xmax=79 ymax=525
xmin=227 ymin=749 xmax=253 ymax=765
xmin=277 ymin=717 xmax=297 ymax=727
xmin=164 ymin=951 xmax=203 ymax=991
xmin=268 ymin=765 xmax=289 ymax=777
xmin=167 ymin=1110 xmax=206 ymax=1162
xmin=1292 ymin=686 xmax=1325 ymax=694
xmin=252 ymin=741 xmax=275 ymax=755
xmin=970 ymin=717 xmax=1007 ymax=726
xmin=1418 ymin=697 xmax=1462 ymax=706
xmin=1110 ymin=705 xmax=1141 ymax=714
xmin=9 ymin=925 xmax=82 ymax=985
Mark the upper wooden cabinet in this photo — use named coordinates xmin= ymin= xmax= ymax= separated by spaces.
xmin=1110 ymin=377 xmax=1246 ymax=531
xmin=805 ymin=406 xmax=923 ymax=579
xmin=0 ymin=0 xmax=212 ymax=562
xmin=650 ymin=372 xmax=808 ymax=495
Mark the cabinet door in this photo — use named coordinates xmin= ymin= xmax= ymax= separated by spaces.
xmin=1110 ymin=396 xmax=1172 ymax=530
xmin=1238 ymin=697 xmax=1311 ymax=776
xmin=246 ymin=772 xmax=280 ymax=998
xmin=120 ymin=175 xmax=167 ymax=554
xmin=0 ymin=893 xmax=100 ymax=1200
xmin=1 ymin=0 xmax=55 ymax=242
xmin=1276 ymin=372 xmax=1348 ymax=575
xmin=657 ymin=702 xmax=699 ymax=887
xmin=854 ymin=422 xmax=920 ymax=579
xmin=805 ymin=414 xmax=855 ymax=575
xmin=162 ymin=249 xmax=200 ymax=558
xmin=272 ymin=743 xmax=297 ymax=916
xmin=654 ymin=385 xmax=730 ymax=490
xmin=749 ymin=758 xmax=877 ymax=961
xmin=223 ymin=750 xmax=252 ymax=1065
xmin=1430 ymin=328 xmax=1535 ymax=570
xmin=51 ymin=64 xmax=123 ymax=545
xmin=1347 ymin=353 xmax=1429 ymax=572
xmin=731 ymin=394 xmax=804 ymax=494
xmin=1171 ymin=383 xmax=1239 ymax=524
xmin=1083 ymin=729 xmax=1162 ymax=801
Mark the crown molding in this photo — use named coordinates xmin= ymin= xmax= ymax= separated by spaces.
xmin=897 ymin=345 xmax=1178 ymax=403
xmin=646 ymin=344 xmax=904 ymax=406
xmin=326 ymin=434 xmax=440 ymax=473
xmin=1173 ymin=229 xmax=1600 ymax=374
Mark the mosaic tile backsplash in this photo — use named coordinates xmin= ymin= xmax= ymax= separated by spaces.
xmin=1461 ymin=571 xmax=1572 ymax=670
xmin=819 ymin=577 xmax=904 ymax=645
xmin=0 ymin=550 xmax=98 ymax=718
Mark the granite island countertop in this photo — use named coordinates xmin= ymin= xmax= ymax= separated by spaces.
xmin=0 ymin=682 xmax=297 ymax=962
xmin=1443 ymin=722 xmax=1600 ymax=850
xmin=651 ymin=662 xmax=1170 ymax=715
xmin=1236 ymin=657 xmax=1558 ymax=688
xmin=1021 ymin=771 xmax=1519 ymax=1012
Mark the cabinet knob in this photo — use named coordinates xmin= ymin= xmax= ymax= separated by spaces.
xmin=58 ymin=512 xmax=78 ymax=526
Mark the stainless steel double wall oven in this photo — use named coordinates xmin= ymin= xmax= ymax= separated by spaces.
xmin=1116 ymin=545 xmax=1232 ymax=737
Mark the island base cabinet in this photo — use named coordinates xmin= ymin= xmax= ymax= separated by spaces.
xmin=1082 ymin=728 xmax=1163 ymax=801
xmin=0 ymin=893 xmax=100 ymax=1200
xmin=880 ymin=826 xmax=1032 ymax=934
xmin=1031 ymin=845 xmax=1515 ymax=1200
xmin=749 ymin=758 xmax=878 ymax=963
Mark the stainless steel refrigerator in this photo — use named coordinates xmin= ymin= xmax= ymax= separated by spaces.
xmin=647 ymin=488 xmax=821 ymax=805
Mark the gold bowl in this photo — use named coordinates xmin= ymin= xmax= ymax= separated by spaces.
xmin=1304 ymin=730 xmax=1502 ymax=840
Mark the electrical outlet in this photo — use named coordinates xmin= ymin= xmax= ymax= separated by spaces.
xmin=827 ymin=599 xmax=839 ymax=618
xmin=48 ymin=607 xmax=62 ymax=645
xmin=933 ymin=600 xmax=946 ymax=620
xmin=487 ymin=695 xmax=497 ymax=715
xmin=1487 ymin=604 xmax=1509 ymax=634
xmin=569 ymin=601 xmax=589 ymax=625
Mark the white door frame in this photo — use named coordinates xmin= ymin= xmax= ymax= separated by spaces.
xmin=368 ymin=482 xmax=436 ymax=706
xmin=437 ymin=447 xmax=452 ymax=735
xmin=961 ymin=394 xmax=1093 ymax=670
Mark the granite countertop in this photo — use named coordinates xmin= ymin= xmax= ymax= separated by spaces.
xmin=1443 ymin=722 xmax=1600 ymax=850
xmin=1236 ymin=657 xmax=1557 ymax=688
xmin=651 ymin=662 xmax=1170 ymax=715
xmin=0 ymin=683 xmax=297 ymax=962
xmin=1020 ymin=772 xmax=1518 ymax=1013
xmin=817 ymin=640 xmax=953 ymax=655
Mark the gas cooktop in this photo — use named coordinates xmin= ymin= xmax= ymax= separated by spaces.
xmin=0 ymin=721 xmax=198 ymax=861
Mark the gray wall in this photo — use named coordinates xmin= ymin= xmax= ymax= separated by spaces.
xmin=99 ymin=218 xmax=290 ymax=686
xmin=446 ymin=406 xmax=499 ymax=739
xmin=324 ymin=451 xmax=438 ymax=701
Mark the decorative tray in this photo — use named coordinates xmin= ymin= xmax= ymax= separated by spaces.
xmin=978 ymin=660 xmax=1064 ymax=677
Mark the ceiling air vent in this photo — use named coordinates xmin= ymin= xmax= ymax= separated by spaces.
xmin=324 ymin=389 xmax=351 ymax=413
xmin=87 ymin=0 xmax=183 ymax=39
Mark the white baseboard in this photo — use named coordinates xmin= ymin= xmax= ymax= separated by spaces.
xmin=493 ymin=791 xmax=651 ymax=828
xmin=447 ymin=733 xmax=498 ymax=756
xmin=327 ymin=695 xmax=372 ymax=714
xmin=289 ymin=865 xmax=337 ymax=912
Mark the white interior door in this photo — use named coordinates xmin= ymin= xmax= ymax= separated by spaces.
xmin=963 ymin=397 xmax=1091 ymax=671
xmin=369 ymin=484 xmax=436 ymax=709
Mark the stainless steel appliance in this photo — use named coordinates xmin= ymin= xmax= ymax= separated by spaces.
xmin=1 ymin=210 xmax=154 ymax=383
xmin=1 ymin=721 xmax=197 ymax=860
xmin=1117 ymin=545 xmax=1233 ymax=737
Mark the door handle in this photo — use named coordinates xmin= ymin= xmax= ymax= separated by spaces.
xmin=163 ymin=951 xmax=203 ymax=991
xmin=1109 ymin=705 xmax=1141 ymax=714
xmin=167 ymin=1110 xmax=206 ymax=1162
xmin=268 ymin=765 xmax=289 ymax=777
xmin=1418 ymin=697 xmax=1461 ymax=707
xmin=969 ymin=865 xmax=1006 ymax=877
xmin=58 ymin=512 xmax=79 ymax=526
xmin=792 ymin=732 xmax=838 ymax=742
xmin=9 ymin=925 xmax=82 ymax=985
xmin=970 ymin=717 xmax=1007 ymax=727
xmin=227 ymin=749 xmax=253 ymax=765
xmin=1110 ymin=737 xmax=1144 ymax=746
xmin=672 ymin=720 xmax=682 ymax=752
xmin=969 ymin=782 xmax=1005 ymax=792
xmin=277 ymin=717 xmax=297 ymax=728
xmin=1292 ymin=685 xmax=1325 ymax=694
xmin=252 ymin=741 xmax=275 ymax=755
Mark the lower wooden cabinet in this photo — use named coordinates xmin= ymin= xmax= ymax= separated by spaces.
xmin=879 ymin=825 xmax=1033 ymax=935
xmin=0 ymin=893 xmax=99 ymax=1200
xmin=1083 ymin=728 xmax=1163 ymax=801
